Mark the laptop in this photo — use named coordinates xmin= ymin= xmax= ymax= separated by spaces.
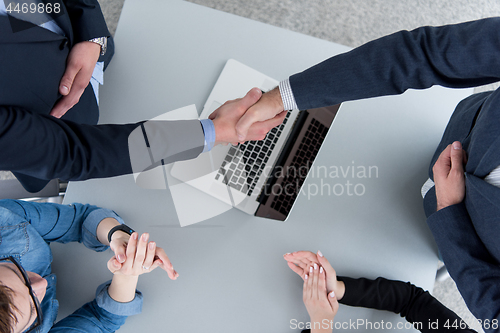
xmin=170 ymin=59 xmax=341 ymax=221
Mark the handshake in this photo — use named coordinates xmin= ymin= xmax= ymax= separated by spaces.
xmin=209 ymin=87 xmax=288 ymax=145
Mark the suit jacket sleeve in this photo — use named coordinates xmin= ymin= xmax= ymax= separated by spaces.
xmin=0 ymin=106 xmax=205 ymax=181
xmin=290 ymin=18 xmax=500 ymax=110
xmin=427 ymin=203 xmax=500 ymax=332
xmin=336 ymin=276 xmax=475 ymax=333
xmin=63 ymin=0 xmax=111 ymax=41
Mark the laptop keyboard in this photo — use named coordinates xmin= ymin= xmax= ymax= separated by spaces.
xmin=215 ymin=112 xmax=291 ymax=196
xmin=270 ymin=119 xmax=328 ymax=216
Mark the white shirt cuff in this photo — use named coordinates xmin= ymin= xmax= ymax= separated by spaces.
xmin=279 ymin=78 xmax=298 ymax=111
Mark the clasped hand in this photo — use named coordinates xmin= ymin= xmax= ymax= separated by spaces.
xmin=209 ymin=87 xmax=287 ymax=145
xmin=285 ymin=251 xmax=341 ymax=332
xmin=108 ymin=232 xmax=178 ymax=279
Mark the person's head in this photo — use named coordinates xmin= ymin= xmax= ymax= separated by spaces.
xmin=0 ymin=258 xmax=47 ymax=333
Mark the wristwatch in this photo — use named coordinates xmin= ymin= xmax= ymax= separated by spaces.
xmin=107 ymin=224 xmax=135 ymax=243
xmin=88 ymin=36 xmax=107 ymax=56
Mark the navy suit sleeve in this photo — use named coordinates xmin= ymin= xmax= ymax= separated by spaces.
xmin=0 ymin=106 xmax=204 ymax=181
xmin=290 ymin=18 xmax=500 ymax=110
xmin=0 ymin=106 xmax=135 ymax=180
xmin=63 ymin=0 xmax=111 ymax=41
xmin=427 ymin=203 xmax=500 ymax=332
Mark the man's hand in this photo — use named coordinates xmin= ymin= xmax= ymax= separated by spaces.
xmin=209 ymin=87 xmax=286 ymax=145
xmin=303 ymin=263 xmax=338 ymax=333
xmin=285 ymin=251 xmax=345 ymax=300
xmin=233 ymin=87 xmax=285 ymax=141
xmin=433 ymin=141 xmax=467 ymax=211
xmin=110 ymin=232 xmax=179 ymax=280
xmin=50 ymin=41 xmax=101 ymax=118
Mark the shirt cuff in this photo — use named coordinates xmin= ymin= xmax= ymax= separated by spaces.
xmin=200 ymin=119 xmax=216 ymax=152
xmin=82 ymin=208 xmax=125 ymax=252
xmin=279 ymin=78 xmax=298 ymax=111
xmin=95 ymin=281 xmax=143 ymax=316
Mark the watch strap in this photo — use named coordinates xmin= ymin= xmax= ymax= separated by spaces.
xmin=88 ymin=36 xmax=107 ymax=56
xmin=108 ymin=224 xmax=135 ymax=243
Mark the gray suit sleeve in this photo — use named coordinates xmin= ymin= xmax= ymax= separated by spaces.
xmin=128 ymin=119 xmax=205 ymax=174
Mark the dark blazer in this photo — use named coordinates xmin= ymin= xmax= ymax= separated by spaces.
xmin=1 ymin=0 xmax=112 ymax=191
xmin=0 ymin=1 xmax=205 ymax=191
xmin=288 ymin=18 xmax=500 ymax=330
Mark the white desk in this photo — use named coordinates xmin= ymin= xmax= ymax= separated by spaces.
xmin=52 ymin=0 xmax=473 ymax=331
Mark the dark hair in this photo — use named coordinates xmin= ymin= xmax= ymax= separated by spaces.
xmin=0 ymin=284 xmax=18 ymax=333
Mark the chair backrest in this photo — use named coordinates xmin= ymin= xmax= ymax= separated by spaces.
xmin=0 ymin=178 xmax=60 ymax=200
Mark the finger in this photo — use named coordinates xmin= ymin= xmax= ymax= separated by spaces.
xmin=239 ymin=87 xmax=262 ymax=111
xmin=107 ymin=257 xmax=121 ymax=274
xmin=142 ymin=241 xmax=156 ymax=270
xmin=433 ymin=144 xmax=452 ymax=178
xmin=110 ymin=239 xmax=127 ymax=264
xmin=133 ymin=233 xmax=149 ymax=271
xmin=246 ymin=111 xmax=287 ymax=141
xmin=292 ymin=251 xmax=318 ymax=262
xmin=316 ymin=251 xmax=336 ymax=277
xmin=318 ymin=265 xmax=327 ymax=293
xmin=296 ymin=257 xmax=316 ymax=270
xmin=229 ymin=88 xmax=264 ymax=141
xmin=59 ymin=62 xmax=81 ymax=96
xmin=328 ymin=291 xmax=339 ymax=314
xmin=154 ymin=247 xmax=174 ymax=269
xmin=284 ymin=251 xmax=317 ymax=268
xmin=303 ymin=265 xmax=313 ymax=301
xmin=154 ymin=248 xmax=177 ymax=280
xmin=287 ymin=261 xmax=305 ymax=279
xmin=450 ymin=141 xmax=465 ymax=174
xmin=51 ymin=71 xmax=91 ymax=118
xmin=312 ymin=263 xmax=319 ymax=300
xmin=122 ymin=232 xmax=138 ymax=271
xmin=148 ymin=258 xmax=162 ymax=272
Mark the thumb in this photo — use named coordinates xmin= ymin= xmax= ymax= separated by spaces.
xmin=239 ymin=87 xmax=262 ymax=113
xmin=107 ymin=257 xmax=122 ymax=273
xmin=450 ymin=141 xmax=464 ymax=173
xmin=328 ymin=291 xmax=339 ymax=313
xmin=59 ymin=65 xmax=80 ymax=96
xmin=317 ymin=251 xmax=335 ymax=276
xmin=234 ymin=88 xmax=262 ymax=141
xmin=111 ymin=242 xmax=127 ymax=264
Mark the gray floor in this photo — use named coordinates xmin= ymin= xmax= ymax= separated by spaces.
xmin=5 ymin=0 xmax=499 ymax=330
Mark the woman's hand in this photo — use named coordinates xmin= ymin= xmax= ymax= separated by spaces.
xmin=109 ymin=232 xmax=179 ymax=280
xmin=285 ymin=251 xmax=345 ymax=300
xmin=108 ymin=232 xmax=175 ymax=277
xmin=303 ymin=263 xmax=339 ymax=333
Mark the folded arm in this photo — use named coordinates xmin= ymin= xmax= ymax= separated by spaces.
xmin=63 ymin=0 xmax=110 ymax=42
xmin=339 ymin=276 xmax=475 ymax=333
xmin=427 ymin=203 xmax=500 ymax=332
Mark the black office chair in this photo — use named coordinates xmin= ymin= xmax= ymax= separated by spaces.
xmin=0 ymin=177 xmax=66 ymax=201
